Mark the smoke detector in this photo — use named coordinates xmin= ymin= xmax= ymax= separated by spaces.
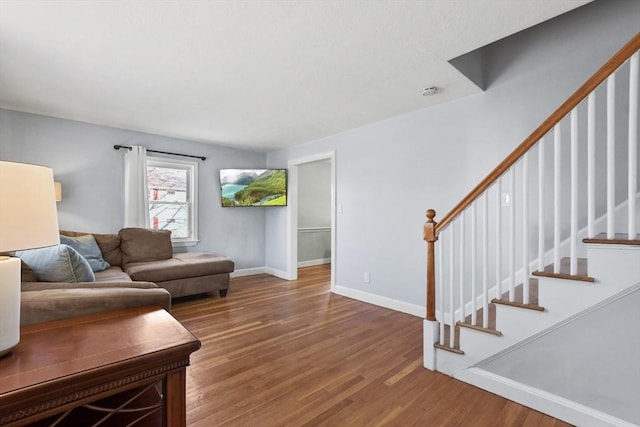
xmin=422 ymin=86 xmax=439 ymax=96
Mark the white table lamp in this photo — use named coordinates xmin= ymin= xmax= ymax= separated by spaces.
xmin=0 ymin=161 xmax=60 ymax=357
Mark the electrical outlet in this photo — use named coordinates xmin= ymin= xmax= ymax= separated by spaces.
xmin=501 ymin=193 xmax=511 ymax=207
xmin=363 ymin=272 xmax=370 ymax=283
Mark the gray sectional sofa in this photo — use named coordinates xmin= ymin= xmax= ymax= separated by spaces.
xmin=18 ymin=228 xmax=234 ymax=325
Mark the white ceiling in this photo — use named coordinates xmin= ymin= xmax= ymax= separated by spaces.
xmin=0 ymin=0 xmax=592 ymax=152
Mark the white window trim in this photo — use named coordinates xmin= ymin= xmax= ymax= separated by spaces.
xmin=147 ymin=156 xmax=199 ymax=247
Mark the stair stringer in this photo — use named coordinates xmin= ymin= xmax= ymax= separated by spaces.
xmin=455 ymin=368 xmax=638 ymax=427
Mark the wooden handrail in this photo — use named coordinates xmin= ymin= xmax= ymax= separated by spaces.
xmin=434 ymin=32 xmax=640 ymax=234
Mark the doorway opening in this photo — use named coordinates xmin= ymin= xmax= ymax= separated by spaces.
xmin=286 ymin=151 xmax=335 ymax=289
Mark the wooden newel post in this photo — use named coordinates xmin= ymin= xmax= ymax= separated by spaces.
xmin=423 ymin=209 xmax=438 ymax=321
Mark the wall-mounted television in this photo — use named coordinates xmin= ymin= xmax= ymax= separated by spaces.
xmin=220 ymin=169 xmax=287 ymax=207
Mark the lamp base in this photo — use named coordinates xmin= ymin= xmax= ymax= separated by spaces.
xmin=0 ymin=257 xmax=21 ymax=356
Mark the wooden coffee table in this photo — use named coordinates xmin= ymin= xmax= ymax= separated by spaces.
xmin=0 ymin=305 xmax=200 ymax=426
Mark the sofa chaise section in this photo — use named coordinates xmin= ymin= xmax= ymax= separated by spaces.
xmin=125 ymin=252 xmax=235 ymax=297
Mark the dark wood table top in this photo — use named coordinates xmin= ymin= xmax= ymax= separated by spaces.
xmin=0 ymin=305 xmax=201 ymax=424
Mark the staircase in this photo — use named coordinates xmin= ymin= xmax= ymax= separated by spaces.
xmin=423 ymin=33 xmax=640 ymax=426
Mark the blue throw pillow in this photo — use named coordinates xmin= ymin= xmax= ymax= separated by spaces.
xmin=60 ymin=234 xmax=110 ymax=272
xmin=15 ymin=244 xmax=95 ymax=283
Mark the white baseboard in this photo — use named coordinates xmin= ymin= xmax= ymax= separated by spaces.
xmin=333 ymin=285 xmax=425 ymax=318
xmin=456 ymin=368 xmax=636 ymax=427
xmin=297 ymin=257 xmax=331 ymax=268
xmin=231 ymin=266 xmax=295 ymax=280
xmin=230 ymin=267 xmax=266 ymax=278
xmin=264 ymin=267 xmax=292 ymax=280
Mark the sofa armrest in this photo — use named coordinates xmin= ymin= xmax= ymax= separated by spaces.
xmin=21 ymin=281 xmax=160 ymax=292
xmin=21 ymin=287 xmax=172 ymax=326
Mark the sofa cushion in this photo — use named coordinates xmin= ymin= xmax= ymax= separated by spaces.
xmin=60 ymin=234 xmax=111 ymax=272
xmin=61 ymin=230 xmax=122 ymax=267
xmin=94 ymin=266 xmax=132 ymax=282
xmin=93 ymin=233 xmax=123 ymax=267
xmin=125 ymin=252 xmax=234 ymax=283
xmin=119 ymin=228 xmax=173 ymax=265
xmin=15 ymin=244 xmax=95 ymax=283
xmin=21 ymin=259 xmax=38 ymax=282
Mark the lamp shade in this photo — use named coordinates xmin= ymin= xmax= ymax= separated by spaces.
xmin=0 ymin=161 xmax=60 ymax=252
xmin=0 ymin=161 xmax=60 ymax=356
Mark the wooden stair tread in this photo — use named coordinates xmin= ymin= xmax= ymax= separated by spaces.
xmin=531 ymin=257 xmax=595 ymax=282
xmin=457 ymin=320 xmax=502 ymax=336
xmin=434 ymin=324 xmax=464 ymax=354
xmin=491 ymin=298 xmax=544 ymax=311
xmin=492 ymin=279 xmax=544 ymax=311
xmin=460 ymin=303 xmax=500 ymax=335
xmin=434 ymin=343 xmax=464 ymax=355
xmin=497 ymin=278 xmax=539 ymax=304
xmin=583 ymin=232 xmax=640 ymax=246
xmin=435 ymin=303 xmax=503 ymax=354
xmin=492 ymin=298 xmax=545 ymax=312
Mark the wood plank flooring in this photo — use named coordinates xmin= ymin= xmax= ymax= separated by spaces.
xmin=171 ymin=265 xmax=571 ymax=426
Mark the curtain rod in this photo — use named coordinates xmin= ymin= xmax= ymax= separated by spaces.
xmin=113 ymin=144 xmax=206 ymax=161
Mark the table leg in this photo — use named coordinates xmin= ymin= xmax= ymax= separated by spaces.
xmin=165 ymin=369 xmax=187 ymax=427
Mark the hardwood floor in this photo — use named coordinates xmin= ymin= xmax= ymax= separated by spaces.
xmin=172 ymin=265 xmax=571 ymax=426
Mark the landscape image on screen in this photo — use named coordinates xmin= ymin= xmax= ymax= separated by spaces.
xmin=220 ymin=169 xmax=287 ymax=207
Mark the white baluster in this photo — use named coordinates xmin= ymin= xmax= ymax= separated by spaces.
xmin=459 ymin=212 xmax=465 ymax=323
xmin=588 ymin=93 xmax=596 ymax=238
xmin=509 ymin=167 xmax=515 ymax=302
xmin=538 ymin=138 xmax=545 ymax=271
xmin=570 ymin=109 xmax=578 ymax=275
xmin=554 ymin=124 xmax=562 ymax=274
xmin=482 ymin=192 xmax=489 ymax=328
xmin=438 ymin=230 xmax=444 ymax=345
xmin=607 ymin=74 xmax=616 ymax=239
xmin=522 ymin=153 xmax=530 ymax=304
xmin=471 ymin=203 xmax=477 ymax=325
xmin=629 ymin=52 xmax=639 ymax=240
xmin=449 ymin=226 xmax=455 ymax=347
xmin=495 ymin=179 xmax=502 ymax=300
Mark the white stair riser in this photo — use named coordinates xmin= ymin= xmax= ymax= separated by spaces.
xmin=587 ymin=245 xmax=640 ymax=285
xmin=436 ymin=348 xmax=472 ymax=376
xmin=495 ymin=304 xmax=561 ymax=339
xmin=537 ymin=277 xmax=606 ymax=317
xmin=459 ymin=327 xmax=518 ymax=362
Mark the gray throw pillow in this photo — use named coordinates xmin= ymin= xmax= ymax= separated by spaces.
xmin=60 ymin=234 xmax=111 ymax=272
xmin=15 ymin=244 xmax=95 ymax=283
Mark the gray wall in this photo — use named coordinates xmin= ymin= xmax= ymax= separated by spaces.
xmin=298 ymin=160 xmax=331 ymax=263
xmin=0 ymin=109 xmax=267 ymax=269
xmin=265 ymin=0 xmax=640 ymax=306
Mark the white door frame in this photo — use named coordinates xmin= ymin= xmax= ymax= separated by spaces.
xmin=287 ymin=151 xmax=336 ymax=289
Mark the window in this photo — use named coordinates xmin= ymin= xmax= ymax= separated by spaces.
xmin=146 ymin=157 xmax=198 ymax=246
